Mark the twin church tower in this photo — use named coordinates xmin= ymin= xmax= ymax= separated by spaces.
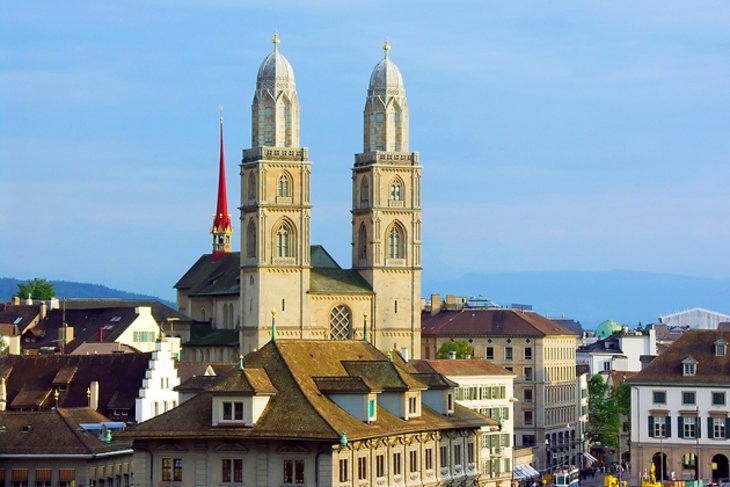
xmin=184 ymin=35 xmax=422 ymax=359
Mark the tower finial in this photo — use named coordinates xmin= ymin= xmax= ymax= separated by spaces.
xmin=218 ymin=104 xmax=224 ymax=125
xmin=383 ymin=39 xmax=391 ymax=58
xmin=273 ymin=32 xmax=280 ymax=51
xmin=211 ymin=109 xmax=233 ymax=261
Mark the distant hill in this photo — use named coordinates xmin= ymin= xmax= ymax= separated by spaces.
xmin=1 ymin=277 xmax=175 ymax=309
xmin=423 ymin=270 xmax=730 ymax=329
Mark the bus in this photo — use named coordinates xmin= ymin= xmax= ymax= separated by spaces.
xmin=553 ymin=467 xmax=580 ymax=487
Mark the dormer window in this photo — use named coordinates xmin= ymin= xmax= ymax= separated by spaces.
xmin=368 ymin=397 xmax=377 ymax=422
xmin=222 ymin=401 xmax=244 ymax=422
xmin=682 ymin=357 xmax=698 ymax=377
xmin=447 ymin=392 xmax=454 ymax=415
xmin=715 ymin=340 xmax=727 ymax=357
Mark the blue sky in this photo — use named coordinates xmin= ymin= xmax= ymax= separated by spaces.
xmin=2 ymin=1 xmax=729 ymax=302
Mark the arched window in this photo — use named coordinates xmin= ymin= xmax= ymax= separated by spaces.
xmin=390 ymin=179 xmax=402 ymax=201
xmin=387 ymin=224 xmax=405 ymax=259
xmin=247 ymin=172 xmax=256 ymax=201
xmin=246 ymin=219 xmax=256 ymax=258
xmin=222 ymin=304 xmax=228 ymax=329
xmin=278 ymin=174 xmax=291 ymax=197
xmin=329 ymin=305 xmax=352 ymax=340
xmin=274 ymin=219 xmax=296 ymax=258
xmin=360 ymin=177 xmax=370 ymax=207
xmin=358 ymin=224 xmax=367 ymax=261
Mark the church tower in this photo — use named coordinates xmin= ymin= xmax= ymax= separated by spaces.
xmin=240 ymin=35 xmax=312 ymax=352
xmin=352 ymin=42 xmax=422 ymax=358
xmin=211 ymin=111 xmax=233 ymax=261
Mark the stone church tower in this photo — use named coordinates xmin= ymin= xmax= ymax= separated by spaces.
xmin=240 ymin=34 xmax=312 ymax=350
xmin=352 ymin=42 xmax=422 ymax=356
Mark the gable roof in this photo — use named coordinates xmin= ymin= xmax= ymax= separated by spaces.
xmin=626 ymin=329 xmax=730 ymax=385
xmin=0 ymin=354 xmax=151 ymax=419
xmin=0 ymin=304 xmax=40 ymax=332
xmin=422 ymin=309 xmax=577 ymax=338
xmin=174 ymin=251 xmax=241 ymax=296
xmin=411 ymin=359 xmax=515 ymax=377
xmin=0 ymin=408 xmax=130 ymax=456
xmin=125 ymin=339 xmax=490 ymax=442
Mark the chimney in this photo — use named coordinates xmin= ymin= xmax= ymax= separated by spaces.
xmin=59 ymin=324 xmax=74 ymax=350
xmin=12 ymin=296 xmax=20 ymax=305
xmin=400 ymin=347 xmax=409 ymax=362
xmin=430 ymin=294 xmax=442 ymax=316
xmin=24 ymin=295 xmax=33 ymax=305
xmin=49 ymin=297 xmax=60 ymax=310
xmin=0 ymin=377 xmax=6 ymax=411
xmin=98 ymin=327 xmax=104 ymax=343
xmin=39 ymin=301 xmax=47 ymax=320
xmin=88 ymin=381 xmax=99 ymax=410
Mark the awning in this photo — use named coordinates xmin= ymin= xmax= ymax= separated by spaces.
xmin=584 ymin=452 xmax=599 ymax=464
xmin=524 ymin=465 xmax=541 ymax=478
xmin=514 ymin=467 xmax=528 ymax=479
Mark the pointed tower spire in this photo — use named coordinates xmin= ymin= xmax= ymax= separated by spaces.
xmin=211 ymin=106 xmax=233 ymax=261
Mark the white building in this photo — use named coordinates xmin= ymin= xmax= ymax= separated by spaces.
xmin=659 ymin=308 xmax=730 ymax=330
xmin=626 ymin=329 xmax=730 ymax=485
xmin=578 ymin=327 xmax=657 ymax=376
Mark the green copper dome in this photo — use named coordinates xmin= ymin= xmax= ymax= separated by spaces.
xmin=595 ymin=319 xmax=623 ymax=339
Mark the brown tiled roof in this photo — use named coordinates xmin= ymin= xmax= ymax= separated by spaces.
xmin=10 ymin=388 xmax=52 ymax=409
xmin=0 ymin=408 xmax=130 ymax=456
xmin=412 ymin=359 xmax=515 ymax=377
xmin=0 ymin=354 xmax=151 ymax=419
xmin=410 ymin=372 xmax=458 ymax=389
xmin=0 ymin=305 xmax=40 ymax=332
xmin=342 ymin=360 xmax=426 ymax=391
xmin=313 ymin=376 xmax=382 ymax=394
xmin=626 ymin=329 xmax=730 ymax=385
xmin=124 ymin=340 xmax=489 ymax=442
xmin=175 ymin=252 xmax=240 ymax=296
xmin=422 ymin=309 xmax=577 ymax=338
xmin=62 ymin=299 xmax=190 ymax=322
xmin=52 ymin=365 xmax=78 ymax=385
xmin=24 ymin=307 xmax=141 ymax=352
xmin=208 ymin=368 xmax=277 ymax=395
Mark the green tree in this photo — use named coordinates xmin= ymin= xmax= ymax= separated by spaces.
xmin=586 ymin=375 xmax=620 ymax=448
xmin=16 ymin=278 xmax=56 ymax=300
xmin=436 ymin=339 xmax=474 ymax=359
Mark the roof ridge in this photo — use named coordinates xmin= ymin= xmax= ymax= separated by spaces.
xmin=56 ymin=408 xmax=100 ymax=454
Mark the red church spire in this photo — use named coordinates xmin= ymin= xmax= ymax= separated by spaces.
xmin=211 ymin=108 xmax=233 ymax=261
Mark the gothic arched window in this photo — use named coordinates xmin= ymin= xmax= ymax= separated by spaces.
xmin=387 ymin=224 xmax=405 ymax=259
xmin=247 ymin=172 xmax=256 ymax=201
xmin=358 ymin=224 xmax=367 ymax=261
xmin=274 ymin=220 xmax=296 ymax=258
xmin=246 ymin=219 xmax=256 ymax=258
xmin=360 ymin=177 xmax=370 ymax=208
xmin=390 ymin=179 xmax=403 ymax=201
xmin=329 ymin=305 xmax=352 ymax=340
xmin=278 ymin=173 xmax=291 ymax=197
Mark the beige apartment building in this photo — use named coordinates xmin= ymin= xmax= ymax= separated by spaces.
xmin=422 ymin=297 xmax=581 ymax=471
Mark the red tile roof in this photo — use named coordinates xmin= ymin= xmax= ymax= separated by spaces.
xmin=412 ymin=359 xmax=515 ymax=377
xmin=422 ymin=308 xmax=577 ymax=337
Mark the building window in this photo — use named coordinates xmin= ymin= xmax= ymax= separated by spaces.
xmin=524 ymin=410 xmax=533 ymax=425
xmin=358 ymin=457 xmax=367 ymax=480
xmin=603 ymin=361 xmax=612 ymax=372
xmin=525 ymin=367 xmax=533 ymax=381
xmin=682 ymin=391 xmax=696 ymax=405
xmin=277 ymin=174 xmax=291 ymax=197
xmin=387 ymin=224 xmax=405 ymax=259
xmin=368 ymin=398 xmax=376 ymax=419
xmin=408 ymin=396 xmax=418 ymax=415
xmin=329 ymin=305 xmax=352 ymax=341
xmin=454 ymin=444 xmax=462 ymax=466
xmin=162 ymin=458 xmax=182 ymax=482
xmin=221 ymin=459 xmax=243 ymax=483
xmin=713 ymin=417 xmax=727 ymax=439
xmin=440 ymin=445 xmax=449 ymax=467
xmin=360 ymin=178 xmax=370 ymax=207
xmin=390 ymin=179 xmax=402 ymax=201
xmin=653 ymin=390 xmax=667 ymax=404
xmin=505 ymin=347 xmax=513 ymax=360
xmin=467 ymin=443 xmax=475 ymax=463
xmin=247 ymin=173 xmax=256 ymax=201
xmin=683 ymin=361 xmax=697 ymax=376
xmin=276 ymin=226 xmax=291 ymax=257
xmin=358 ymin=224 xmax=367 ymax=261
xmin=486 ymin=347 xmax=494 ymax=360
xmin=524 ymin=389 xmax=533 ymax=403
xmin=376 ymin=454 xmax=385 ymax=478
xmin=682 ymin=416 xmax=697 ymax=439
xmin=715 ymin=340 xmax=727 ymax=356
xmin=522 ymin=435 xmax=535 ymax=447
xmin=712 ymin=392 xmax=726 ymax=406
xmin=653 ymin=416 xmax=667 ymax=438
xmin=338 ymin=459 xmax=349 ymax=482
xmin=409 ymin=450 xmax=418 ymax=473
xmin=524 ymin=347 xmax=532 ymax=360
xmin=447 ymin=392 xmax=453 ymax=411
xmin=222 ymin=401 xmax=244 ymax=421
xmin=425 ymin=448 xmax=433 ymax=470
xmin=246 ymin=220 xmax=256 ymax=258
xmin=283 ymin=459 xmax=304 ymax=485
xmin=682 ymin=453 xmax=697 ymax=469
xmin=393 ymin=452 xmax=402 ymax=476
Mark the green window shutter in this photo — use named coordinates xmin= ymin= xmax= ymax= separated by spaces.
xmin=649 ymin=416 xmax=655 ymax=438
xmin=666 ymin=417 xmax=672 ymax=438
xmin=696 ymin=417 xmax=701 ymax=439
xmin=678 ymin=417 xmax=684 ymax=438
xmin=708 ymin=417 xmax=714 ymax=439
xmin=725 ymin=418 xmax=730 ymax=438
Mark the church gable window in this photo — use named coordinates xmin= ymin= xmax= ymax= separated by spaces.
xmin=329 ymin=305 xmax=352 ymax=340
xmin=389 ymin=178 xmax=403 ymax=201
xmin=273 ymin=219 xmax=296 ymax=259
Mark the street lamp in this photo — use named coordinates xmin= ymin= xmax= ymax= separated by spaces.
xmin=545 ymin=438 xmax=551 ymax=474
